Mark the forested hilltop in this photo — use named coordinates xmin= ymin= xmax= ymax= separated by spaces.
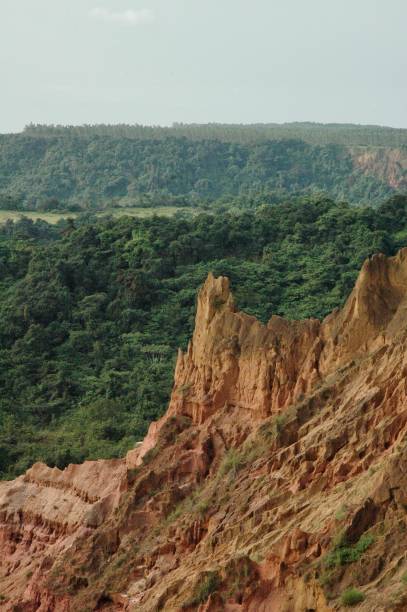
xmin=0 ymin=123 xmax=406 ymax=210
xmin=22 ymin=122 xmax=407 ymax=146
xmin=1 ymin=194 xmax=407 ymax=479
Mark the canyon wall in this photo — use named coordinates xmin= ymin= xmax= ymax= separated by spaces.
xmin=2 ymin=250 xmax=407 ymax=610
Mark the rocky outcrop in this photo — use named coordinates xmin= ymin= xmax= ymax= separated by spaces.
xmin=134 ymin=248 xmax=407 ymax=464
xmin=351 ymin=147 xmax=407 ymax=191
xmin=3 ymin=249 xmax=407 ymax=610
xmin=0 ymin=459 xmax=127 ymax=611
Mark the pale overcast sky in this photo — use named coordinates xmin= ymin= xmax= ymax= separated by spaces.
xmin=0 ymin=0 xmax=406 ymax=132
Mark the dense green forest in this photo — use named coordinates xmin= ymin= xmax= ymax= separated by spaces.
xmin=23 ymin=122 xmax=407 ymax=147
xmin=1 ymin=130 xmax=405 ymax=211
xmin=1 ymin=194 xmax=407 ymax=479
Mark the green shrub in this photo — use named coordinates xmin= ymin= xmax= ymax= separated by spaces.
xmin=259 ymin=413 xmax=287 ymax=439
xmin=188 ymin=571 xmax=220 ymax=605
xmin=218 ymin=448 xmax=245 ymax=476
xmin=341 ymin=587 xmax=365 ymax=606
xmin=274 ymin=414 xmax=287 ymax=435
xmin=318 ymin=569 xmax=335 ymax=588
xmin=325 ymin=533 xmax=375 ymax=568
xmin=142 ymin=446 xmax=159 ymax=465
xmin=196 ymin=498 xmax=211 ymax=516
xmin=166 ymin=502 xmax=184 ymax=524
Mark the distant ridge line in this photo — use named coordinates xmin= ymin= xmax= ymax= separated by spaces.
xmin=15 ymin=122 xmax=407 ymax=147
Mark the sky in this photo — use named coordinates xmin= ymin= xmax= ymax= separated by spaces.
xmin=0 ymin=0 xmax=406 ymax=133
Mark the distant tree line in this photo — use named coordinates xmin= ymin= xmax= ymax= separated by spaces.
xmin=22 ymin=122 xmax=407 ymax=147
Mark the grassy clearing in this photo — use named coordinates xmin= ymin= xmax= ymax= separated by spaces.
xmin=0 ymin=210 xmax=70 ymax=224
xmin=0 ymin=206 xmax=192 ymax=225
xmin=108 ymin=206 xmax=191 ymax=219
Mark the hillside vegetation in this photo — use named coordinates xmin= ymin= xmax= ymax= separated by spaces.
xmin=0 ymin=194 xmax=407 ymax=479
xmin=0 ymin=125 xmax=406 ymax=210
xmin=22 ymin=122 xmax=407 ymax=146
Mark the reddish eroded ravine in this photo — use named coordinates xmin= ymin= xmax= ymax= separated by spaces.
xmin=3 ymin=249 xmax=407 ymax=610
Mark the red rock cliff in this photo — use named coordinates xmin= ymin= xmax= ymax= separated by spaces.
xmin=2 ymin=249 xmax=407 ymax=611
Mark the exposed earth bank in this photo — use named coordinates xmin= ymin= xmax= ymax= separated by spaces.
xmin=3 ymin=249 xmax=407 ymax=610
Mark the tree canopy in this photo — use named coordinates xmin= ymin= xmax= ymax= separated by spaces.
xmin=0 ymin=130 xmax=404 ymax=211
xmin=0 ymin=194 xmax=406 ymax=479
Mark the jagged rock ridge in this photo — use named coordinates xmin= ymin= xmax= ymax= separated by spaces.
xmin=2 ymin=249 xmax=407 ymax=610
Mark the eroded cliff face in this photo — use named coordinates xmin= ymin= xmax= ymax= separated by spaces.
xmin=351 ymin=147 xmax=407 ymax=191
xmin=3 ymin=250 xmax=407 ymax=611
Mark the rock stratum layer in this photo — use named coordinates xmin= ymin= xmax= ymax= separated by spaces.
xmin=3 ymin=250 xmax=407 ymax=610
